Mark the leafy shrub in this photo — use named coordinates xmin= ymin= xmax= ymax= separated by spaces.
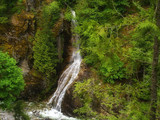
xmin=0 ymin=51 xmax=25 ymax=109
xmin=100 ymin=55 xmax=126 ymax=83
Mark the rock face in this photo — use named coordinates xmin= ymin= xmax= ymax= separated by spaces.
xmin=20 ymin=59 xmax=30 ymax=76
xmin=0 ymin=4 xmax=75 ymax=100
xmin=53 ymin=14 xmax=72 ymax=74
xmin=1 ymin=10 xmax=35 ymax=63
xmin=26 ymin=0 xmax=36 ymax=12
xmin=11 ymin=10 xmax=35 ymax=34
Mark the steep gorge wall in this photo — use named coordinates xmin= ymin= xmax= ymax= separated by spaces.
xmin=0 ymin=1 xmax=72 ymax=101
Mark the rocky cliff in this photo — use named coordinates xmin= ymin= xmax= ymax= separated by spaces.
xmin=0 ymin=0 xmax=73 ymax=101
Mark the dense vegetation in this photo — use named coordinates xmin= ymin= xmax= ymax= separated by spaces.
xmin=69 ymin=0 xmax=160 ymax=119
xmin=33 ymin=1 xmax=60 ymax=79
xmin=32 ymin=1 xmax=61 ymax=96
xmin=0 ymin=0 xmax=160 ymax=119
xmin=0 ymin=0 xmax=23 ymax=23
xmin=0 ymin=51 xmax=24 ymax=109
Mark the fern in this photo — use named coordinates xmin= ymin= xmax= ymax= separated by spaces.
xmin=137 ymin=20 xmax=159 ymax=35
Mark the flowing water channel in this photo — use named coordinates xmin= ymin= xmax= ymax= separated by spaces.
xmin=48 ymin=10 xmax=81 ymax=111
xmin=28 ymin=10 xmax=81 ymax=120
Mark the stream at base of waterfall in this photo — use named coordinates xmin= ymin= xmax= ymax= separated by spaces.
xmin=26 ymin=10 xmax=81 ymax=120
xmin=27 ymin=107 xmax=77 ymax=120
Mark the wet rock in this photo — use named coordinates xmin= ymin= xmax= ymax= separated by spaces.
xmin=21 ymin=69 xmax=45 ymax=100
xmin=20 ymin=59 xmax=30 ymax=76
xmin=56 ymin=19 xmax=72 ymax=74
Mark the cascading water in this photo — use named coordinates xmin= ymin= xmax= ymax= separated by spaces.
xmin=48 ymin=9 xmax=81 ymax=111
xmin=28 ymin=10 xmax=81 ymax=120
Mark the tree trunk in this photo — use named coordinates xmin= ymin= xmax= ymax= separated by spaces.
xmin=150 ymin=0 xmax=160 ymax=119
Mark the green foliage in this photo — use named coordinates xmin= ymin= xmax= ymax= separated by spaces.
xmin=75 ymin=1 xmax=156 ymax=83
xmin=74 ymin=78 xmax=151 ymax=120
xmin=119 ymin=100 xmax=150 ymax=120
xmin=42 ymin=1 xmax=60 ymax=28
xmin=0 ymin=0 xmax=23 ymax=23
xmin=64 ymin=7 xmax=72 ymax=21
xmin=100 ymin=55 xmax=126 ymax=83
xmin=0 ymin=51 xmax=25 ymax=110
xmin=134 ymin=0 xmax=152 ymax=6
xmin=126 ymin=5 xmax=158 ymax=80
xmin=0 ymin=17 xmax=8 ymax=24
xmin=130 ymin=20 xmax=155 ymax=65
xmin=33 ymin=1 xmax=60 ymax=76
xmin=73 ymin=79 xmax=102 ymax=119
xmin=72 ymin=1 xmax=160 ymax=119
xmin=58 ymin=0 xmax=76 ymax=7
xmin=75 ymin=0 xmax=129 ymax=23
xmin=33 ymin=29 xmax=58 ymax=76
xmin=74 ymin=2 xmax=128 ymax=83
xmin=14 ymin=100 xmax=30 ymax=120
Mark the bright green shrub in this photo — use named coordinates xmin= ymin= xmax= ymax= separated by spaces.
xmin=0 ymin=51 xmax=25 ymax=109
xmin=100 ymin=55 xmax=126 ymax=83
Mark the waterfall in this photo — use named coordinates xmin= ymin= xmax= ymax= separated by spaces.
xmin=28 ymin=10 xmax=80 ymax=120
xmin=48 ymin=10 xmax=81 ymax=111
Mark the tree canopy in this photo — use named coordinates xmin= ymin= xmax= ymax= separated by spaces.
xmin=0 ymin=51 xmax=25 ymax=109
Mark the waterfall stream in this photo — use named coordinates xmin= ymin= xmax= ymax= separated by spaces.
xmin=48 ymin=9 xmax=81 ymax=111
xmin=28 ymin=10 xmax=81 ymax=120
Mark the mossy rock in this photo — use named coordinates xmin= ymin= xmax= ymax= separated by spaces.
xmin=2 ymin=39 xmax=29 ymax=61
xmin=11 ymin=10 xmax=35 ymax=35
xmin=52 ymin=17 xmax=64 ymax=37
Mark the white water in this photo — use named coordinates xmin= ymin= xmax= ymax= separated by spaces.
xmin=28 ymin=109 xmax=76 ymax=120
xmin=48 ymin=9 xmax=81 ymax=111
xmin=28 ymin=10 xmax=81 ymax=120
